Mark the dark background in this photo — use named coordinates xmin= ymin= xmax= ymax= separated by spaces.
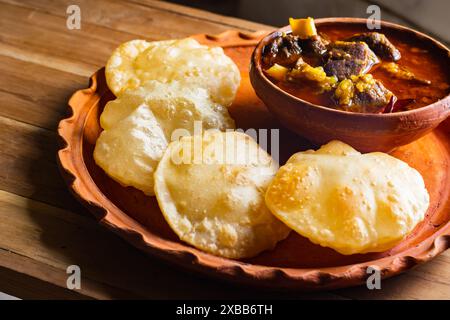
xmin=166 ymin=0 xmax=449 ymax=44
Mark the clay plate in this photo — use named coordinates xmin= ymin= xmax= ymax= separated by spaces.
xmin=57 ymin=30 xmax=450 ymax=290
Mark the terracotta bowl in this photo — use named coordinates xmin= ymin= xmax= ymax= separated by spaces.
xmin=250 ymin=18 xmax=450 ymax=152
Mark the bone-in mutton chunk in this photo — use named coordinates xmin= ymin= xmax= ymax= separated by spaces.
xmin=262 ymin=33 xmax=302 ymax=67
xmin=333 ymin=74 xmax=395 ymax=113
xmin=300 ymin=35 xmax=329 ymax=56
xmin=323 ymin=41 xmax=379 ymax=80
xmin=347 ymin=32 xmax=401 ymax=61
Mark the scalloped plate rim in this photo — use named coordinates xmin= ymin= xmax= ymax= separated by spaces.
xmin=56 ymin=29 xmax=450 ymax=290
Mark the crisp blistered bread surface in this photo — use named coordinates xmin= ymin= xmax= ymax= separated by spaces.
xmin=154 ymin=131 xmax=290 ymax=258
xmin=94 ymin=81 xmax=235 ymax=195
xmin=105 ymin=38 xmax=241 ymax=106
xmin=94 ymin=103 xmax=167 ymax=195
xmin=100 ymin=80 xmax=235 ymax=135
xmin=265 ymin=140 xmax=429 ymax=255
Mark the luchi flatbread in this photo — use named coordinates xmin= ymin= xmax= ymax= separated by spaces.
xmin=154 ymin=131 xmax=290 ymax=258
xmin=265 ymin=140 xmax=429 ymax=255
xmin=94 ymin=81 xmax=235 ymax=195
xmin=105 ymin=38 xmax=240 ymax=106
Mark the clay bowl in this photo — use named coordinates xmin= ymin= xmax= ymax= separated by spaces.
xmin=250 ymin=18 xmax=450 ymax=152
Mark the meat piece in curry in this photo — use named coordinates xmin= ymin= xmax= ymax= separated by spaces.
xmin=262 ymin=33 xmax=302 ymax=67
xmin=298 ymin=35 xmax=329 ymax=66
xmin=323 ymin=41 xmax=379 ymax=80
xmin=347 ymin=32 xmax=402 ymax=61
xmin=261 ymin=17 xmax=448 ymax=113
xmin=334 ymin=74 xmax=394 ymax=113
xmin=301 ymin=35 xmax=329 ymax=56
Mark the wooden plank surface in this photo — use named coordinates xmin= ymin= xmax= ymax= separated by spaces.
xmin=0 ymin=0 xmax=448 ymax=300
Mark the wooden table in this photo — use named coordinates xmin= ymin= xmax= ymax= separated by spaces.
xmin=0 ymin=0 xmax=449 ymax=300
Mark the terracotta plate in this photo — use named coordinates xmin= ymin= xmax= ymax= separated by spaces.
xmin=57 ymin=30 xmax=450 ymax=290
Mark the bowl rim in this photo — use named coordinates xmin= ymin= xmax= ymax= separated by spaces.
xmin=252 ymin=17 xmax=450 ymax=119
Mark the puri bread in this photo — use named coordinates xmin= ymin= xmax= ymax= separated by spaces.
xmin=265 ymin=140 xmax=429 ymax=255
xmin=94 ymin=81 xmax=235 ymax=195
xmin=100 ymin=80 xmax=235 ymax=135
xmin=154 ymin=131 xmax=290 ymax=258
xmin=105 ymin=38 xmax=240 ymax=106
xmin=94 ymin=103 xmax=168 ymax=195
